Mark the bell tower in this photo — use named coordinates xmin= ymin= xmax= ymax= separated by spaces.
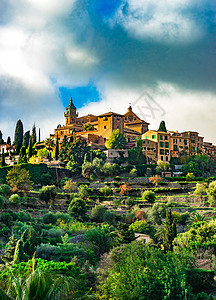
xmin=64 ymin=97 xmax=78 ymax=125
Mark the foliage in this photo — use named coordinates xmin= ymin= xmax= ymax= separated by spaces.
xmin=42 ymin=212 xmax=58 ymax=225
xmin=186 ymin=172 xmax=196 ymax=181
xmin=83 ymin=123 xmax=95 ymax=131
xmin=0 ymin=184 xmax=11 ymax=197
xmin=148 ymin=202 xmax=167 ymax=225
xmin=115 ymin=223 xmax=135 ymax=245
xmin=39 ymin=185 xmax=57 ymax=205
xmin=194 ymin=183 xmax=207 ymax=199
xmin=22 ymin=130 xmax=30 ymax=148
xmin=17 ymin=211 xmax=31 ymax=222
xmin=18 ymin=146 xmax=28 ymax=164
xmin=7 ymin=165 xmax=33 ymax=192
xmin=128 ymin=138 xmax=146 ymax=165
xmin=142 ymin=190 xmax=156 ymax=203
xmin=0 ymin=195 xmax=4 ymax=207
xmin=119 ymin=183 xmax=131 ymax=195
xmin=1 ymin=235 xmax=18 ymax=263
xmin=32 ymin=123 xmax=37 ymax=145
xmin=63 ymin=180 xmax=77 ymax=193
xmin=149 ymin=175 xmax=162 ymax=186
xmin=0 ymin=150 xmax=6 ymax=167
xmin=163 ymin=209 xmax=177 ymax=252
xmin=99 ymin=242 xmax=200 ymax=300
xmin=68 ymin=197 xmax=87 ymax=221
xmin=207 ymin=181 xmax=216 ymax=206
xmin=181 ymin=161 xmax=202 ymax=177
xmin=129 ymin=168 xmax=137 ymax=177
xmin=85 ymin=224 xmax=114 ymax=255
xmin=91 ymin=205 xmax=107 ymax=222
xmin=78 ymin=184 xmax=89 ymax=199
xmin=40 ymin=173 xmax=53 ymax=186
xmin=129 ymin=220 xmax=156 ymax=237
xmin=99 ymin=185 xmax=112 ymax=196
xmin=54 ymin=134 xmax=59 ymax=160
xmin=158 ymin=120 xmax=167 ymax=132
xmin=157 ymin=159 xmax=169 ymax=171
xmin=14 ymin=120 xmax=23 ymax=153
xmin=105 ymin=129 xmax=126 ymax=149
xmin=37 ymin=148 xmax=49 ymax=158
xmin=125 ymin=197 xmax=135 ymax=209
xmin=9 ymin=194 xmax=21 ymax=205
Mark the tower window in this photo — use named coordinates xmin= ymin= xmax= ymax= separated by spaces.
xmin=104 ymin=126 xmax=106 ymax=129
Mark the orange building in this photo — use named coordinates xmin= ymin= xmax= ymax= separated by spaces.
xmin=51 ymin=97 xmax=149 ymax=149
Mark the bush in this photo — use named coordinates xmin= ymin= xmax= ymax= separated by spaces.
xmin=78 ymin=185 xmax=89 ymax=199
xmin=99 ymin=185 xmax=112 ymax=196
xmin=125 ymin=197 xmax=135 ymax=209
xmin=17 ymin=211 xmax=31 ymax=222
xmin=142 ymin=190 xmax=156 ymax=203
xmin=186 ymin=172 xmax=195 ymax=181
xmin=40 ymin=173 xmax=53 ymax=186
xmin=39 ymin=185 xmax=57 ymax=205
xmin=41 ymin=228 xmax=63 ymax=239
xmin=0 ymin=184 xmax=11 ymax=197
xmin=129 ymin=220 xmax=156 ymax=237
xmin=187 ymin=268 xmax=215 ymax=293
xmin=102 ymin=211 xmax=117 ymax=225
xmin=42 ymin=212 xmax=57 ymax=225
xmin=129 ymin=168 xmax=137 ymax=177
xmin=36 ymin=243 xmax=56 ymax=261
xmin=9 ymin=194 xmax=21 ymax=205
xmin=0 ymin=195 xmax=4 ymax=208
xmin=0 ymin=212 xmax=13 ymax=226
xmin=91 ymin=205 xmax=106 ymax=222
xmin=207 ymin=181 xmax=216 ymax=206
xmin=63 ymin=180 xmax=76 ymax=193
xmin=68 ymin=197 xmax=87 ymax=221
xmin=148 ymin=202 xmax=167 ymax=225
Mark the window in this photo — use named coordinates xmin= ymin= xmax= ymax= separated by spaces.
xmin=191 ymin=140 xmax=195 ymax=144
xmin=152 ymin=135 xmax=155 ymax=139
xmin=104 ymin=126 xmax=106 ymax=129
xmin=165 ymin=150 xmax=169 ymax=155
xmin=128 ymin=137 xmax=131 ymax=142
xmin=165 ymin=142 xmax=169 ymax=148
xmin=161 ymin=156 xmax=163 ymax=161
xmin=103 ymin=117 xmax=108 ymax=121
xmin=159 ymin=135 xmax=163 ymax=140
xmin=143 ymin=141 xmax=146 ymax=144
xmin=147 ymin=141 xmax=149 ymax=144
xmin=185 ymin=146 xmax=188 ymax=150
xmin=160 ymin=149 xmax=164 ymax=155
xmin=179 ymin=139 xmax=182 ymax=142
xmin=166 ymin=156 xmax=169 ymax=161
xmin=184 ymin=139 xmax=188 ymax=145
xmin=104 ymin=138 xmax=106 ymax=142
xmin=164 ymin=135 xmax=168 ymax=140
xmin=160 ymin=142 xmax=163 ymax=147
xmin=174 ymin=145 xmax=178 ymax=151
xmin=173 ymin=139 xmax=177 ymax=144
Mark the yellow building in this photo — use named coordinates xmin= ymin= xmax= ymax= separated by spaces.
xmin=52 ymin=97 xmax=149 ymax=149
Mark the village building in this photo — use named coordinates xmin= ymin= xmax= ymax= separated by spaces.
xmin=51 ymin=97 xmax=149 ymax=149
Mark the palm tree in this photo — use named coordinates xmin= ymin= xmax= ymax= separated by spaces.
xmin=0 ymin=269 xmax=92 ymax=300
xmin=187 ymin=212 xmax=206 ymax=228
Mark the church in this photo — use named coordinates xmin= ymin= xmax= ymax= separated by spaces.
xmin=51 ymin=97 xmax=149 ymax=149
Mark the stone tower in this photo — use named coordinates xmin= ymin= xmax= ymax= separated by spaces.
xmin=64 ymin=97 xmax=78 ymax=125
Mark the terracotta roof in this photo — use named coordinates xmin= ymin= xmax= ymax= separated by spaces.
xmin=98 ymin=112 xmax=124 ymax=117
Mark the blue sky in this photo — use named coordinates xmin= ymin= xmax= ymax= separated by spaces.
xmin=0 ymin=0 xmax=216 ymax=143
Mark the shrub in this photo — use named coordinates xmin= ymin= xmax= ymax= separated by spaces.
xmin=129 ymin=168 xmax=137 ymax=177
xmin=17 ymin=211 xmax=31 ymax=222
xmin=63 ymin=180 xmax=77 ymax=193
xmin=102 ymin=211 xmax=117 ymax=225
xmin=36 ymin=243 xmax=56 ymax=260
xmin=0 ymin=195 xmax=4 ymax=208
xmin=99 ymin=185 xmax=112 ymax=196
xmin=91 ymin=205 xmax=106 ymax=222
xmin=39 ymin=185 xmax=57 ymax=205
xmin=142 ymin=190 xmax=156 ymax=203
xmin=207 ymin=181 xmax=216 ymax=206
xmin=0 ymin=184 xmax=11 ymax=197
xmin=9 ymin=194 xmax=21 ymax=205
xmin=129 ymin=220 xmax=156 ymax=237
xmin=68 ymin=197 xmax=87 ymax=221
xmin=125 ymin=197 xmax=135 ymax=209
xmin=42 ymin=212 xmax=57 ymax=225
xmin=148 ymin=202 xmax=167 ymax=225
xmin=78 ymin=185 xmax=89 ymax=199
xmin=41 ymin=228 xmax=63 ymax=239
xmin=60 ymin=177 xmax=69 ymax=188
xmin=40 ymin=173 xmax=53 ymax=186
xmin=186 ymin=172 xmax=195 ymax=181
xmin=0 ymin=212 xmax=13 ymax=226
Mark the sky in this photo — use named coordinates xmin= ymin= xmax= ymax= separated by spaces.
xmin=0 ymin=0 xmax=216 ymax=143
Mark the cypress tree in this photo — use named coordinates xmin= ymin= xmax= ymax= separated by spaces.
xmin=18 ymin=146 xmax=28 ymax=164
xmin=7 ymin=136 xmax=11 ymax=145
xmin=38 ymin=128 xmax=41 ymax=142
xmin=0 ymin=130 xmax=4 ymax=144
xmin=0 ymin=148 xmax=6 ymax=167
xmin=158 ymin=120 xmax=167 ymax=132
xmin=163 ymin=209 xmax=177 ymax=252
xmin=54 ymin=134 xmax=59 ymax=160
xmin=27 ymin=136 xmax=33 ymax=159
xmin=22 ymin=130 xmax=30 ymax=148
xmin=32 ymin=123 xmax=37 ymax=145
xmin=14 ymin=120 xmax=24 ymax=153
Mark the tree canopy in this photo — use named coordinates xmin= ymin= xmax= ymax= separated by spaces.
xmin=105 ymin=129 xmax=126 ymax=149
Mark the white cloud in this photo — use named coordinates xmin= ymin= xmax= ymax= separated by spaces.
xmin=112 ymin=0 xmax=203 ymax=43
xmin=79 ymin=82 xmax=216 ymax=144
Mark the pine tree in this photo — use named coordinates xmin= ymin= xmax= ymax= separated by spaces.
xmin=14 ymin=120 xmax=24 ymax=153
xmin=163 ymin=209 xmax=177 ymax=252
xmin=22 ymin=130 xmax=30 ymax=148
xmin=1 ymin=235 xmax=18 ymax=263
xmin=32 ymin=123 xmax=37 ymax=145
xmin=7 ymin=136 xmax=11 ymax=145
xmin=158 ymin=120 xmax=167 ymax=132
xmin=18 ymin=146 xmax=28 ymax=164
xmin=27 ymin=136 xmax=33 ymax=159
xmin=13 ymin=239 xmax=24 ymax=264
xmin=0 ymin=130 xmax=4 ymax=144
xmin=54 ymin=134 xmax=59 ymax=160
xmin=0 ymin=148 xmax=6 ymax=167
